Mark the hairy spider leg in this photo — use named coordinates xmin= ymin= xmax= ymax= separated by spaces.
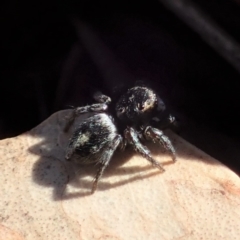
xmin=93 ymin=92 xmax=111 ymax=104
xmin=124 ymin=127 xmax=165 ymax=172
xmin=143 ymin=126 xmax=176 ymax=162
xmin=92 ymin=134 xmax=122 ymax=193
xmin=64 ymin=93 xmax=112 ymax=132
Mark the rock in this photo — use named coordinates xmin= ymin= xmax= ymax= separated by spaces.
xmin=0 ymin=110 xmax=239 ymax=240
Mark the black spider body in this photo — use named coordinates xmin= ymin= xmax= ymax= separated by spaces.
xmin=64 ymin=86 xmax=176 ymax=193
xmin=115 ymin=86 xmax=165 ymax=125
xmin=66 ymin=113 xmax=119 ymax=164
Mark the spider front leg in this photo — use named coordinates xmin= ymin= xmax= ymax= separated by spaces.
xmin=143 ymin=126 xmax=176 ymax=162
xmin=64 ymin=94 xmax=111 ymax=132
xmin=124 ymin=127 xmax=165 ymax=172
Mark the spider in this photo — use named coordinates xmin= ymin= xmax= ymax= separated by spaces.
xmin=64 ymin=85 xmax=176 ymax=193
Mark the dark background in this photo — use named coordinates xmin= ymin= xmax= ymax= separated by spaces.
xmin=1 ymin=0 xmax=240 ymax=173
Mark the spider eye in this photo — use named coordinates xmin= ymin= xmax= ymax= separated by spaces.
xmin=117 ymin=107 xmax=125 ymax=114
xmin=145 ymin=99 xmax=152 ymax=106
xmin=140 ymin=99 xmax=155 ymax=112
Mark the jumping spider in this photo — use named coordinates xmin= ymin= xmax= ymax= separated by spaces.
xmin=64 ymin=85 xmax=176 ymax=193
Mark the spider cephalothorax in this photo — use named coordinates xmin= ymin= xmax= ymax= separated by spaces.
xmin=64 ymin=85 xmax=176 ymax=193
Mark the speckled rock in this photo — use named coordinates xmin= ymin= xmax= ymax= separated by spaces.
xmin=0 ymin=110 xmax=239 ymax=240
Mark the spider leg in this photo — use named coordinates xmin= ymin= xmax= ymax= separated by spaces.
xmin=118 ymin=138 xmax=127 ymax=151
xmin=143 ymin=126 xmax=176 ymax=162
xmin=65 ymin=129 xmax=80 ymax=161
xmin=124 ymin=127 xmax=165 ymax=172
xmin=159 ymin=114 xmax=176 ymax=130
xmin=92 ymin=134 xmax=122 ymax=193
xmin=65 ymin=144 xmax=75 ymax=161
xmin=93 ymin=91 xmax=111 ymax=104
xmin=64 ymin=103 xmax=109 ymax=132
xmin=64 ymin=93 xmax=111 ymax=132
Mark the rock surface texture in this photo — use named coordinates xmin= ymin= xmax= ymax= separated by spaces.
xmin=0 ymin=110 xmax=239 ymax=240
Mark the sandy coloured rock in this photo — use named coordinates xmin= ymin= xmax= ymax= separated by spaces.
xmin=0 ymin=110 xmax=239 ymax=240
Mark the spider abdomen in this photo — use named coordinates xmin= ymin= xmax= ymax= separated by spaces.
xmin=66 ymin=113 xmax=118 ymax=164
